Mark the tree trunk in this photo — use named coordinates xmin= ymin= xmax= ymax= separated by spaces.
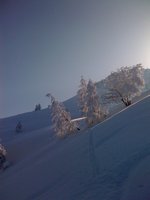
xmin=121 ymin=98 xmax=131 ymax=106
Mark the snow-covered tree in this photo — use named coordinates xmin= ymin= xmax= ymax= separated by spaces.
xmin=48 ymin=94 xmax=77 ymax=138
xmin=86 ymin=80 xmax=106 ymax=126
xmin=104 ymin=64 xmax=145 ymax=106
xmin=77 ymin=76 xmax=88 ymax=116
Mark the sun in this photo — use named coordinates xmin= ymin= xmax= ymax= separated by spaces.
xmin=143 ymin=47 xmax=150 ymax=68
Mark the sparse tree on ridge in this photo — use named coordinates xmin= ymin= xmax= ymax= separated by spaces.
xmin=48 ymin=94 xmax=77 ymax=138
xmin=104 ymin=64 xmax=145 ymax=106
xmin=86 ymin=79 xmax=106 ymax=126
xmin=35 ymin=104 xmax=41 ymax=111
xmin=77 ymin=76 xmax=88 ymax=116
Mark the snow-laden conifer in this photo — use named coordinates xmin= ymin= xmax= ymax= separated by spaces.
xmin=49 ymin=94 xmax=77 ymax=138
xmin=77 ymin=76 xmax=88 ymax=116
xmin=86 ymin=80 xmax=105 ymax=126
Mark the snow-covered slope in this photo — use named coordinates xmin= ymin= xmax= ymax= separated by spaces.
xmin=1 ymin=96 xmax=150 ymax=200
xmin=0 ymin=108 xmax=51 ymax=142
xmin=0 ymin=96 xmax=80 ymax=143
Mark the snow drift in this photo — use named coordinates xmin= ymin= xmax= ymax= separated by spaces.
xmin=0 ymin=96 xmax=150 ymax=200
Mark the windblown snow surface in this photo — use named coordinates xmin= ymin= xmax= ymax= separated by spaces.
xmin=1 ymin=96 xmax=150 ymax=200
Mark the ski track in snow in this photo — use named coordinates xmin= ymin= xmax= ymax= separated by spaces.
xmin=75 ymin=142 xmax=150 ymax=200
xmin=74 ymin=113 xmax=150 ymax=200
xmin=89 ymin=130 xmax=99 ymax=177
xmin=95 ymin=126 xmax=124 ymax=149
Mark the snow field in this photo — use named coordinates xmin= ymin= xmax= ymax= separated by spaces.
xmin=0 ymin=96 xmax=150 ymax=199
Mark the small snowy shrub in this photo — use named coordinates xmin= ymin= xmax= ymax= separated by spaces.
xmin=0 ymin=144 xmax=7 ymax=156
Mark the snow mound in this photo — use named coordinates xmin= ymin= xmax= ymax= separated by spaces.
xmin=0 ymin=96 xmax=150 ymax=200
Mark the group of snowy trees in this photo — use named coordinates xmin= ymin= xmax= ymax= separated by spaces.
xmin=47 ymin=78 xmax=107 ymax=138
xmin=48 ymin=64 xmax=145 ymax=138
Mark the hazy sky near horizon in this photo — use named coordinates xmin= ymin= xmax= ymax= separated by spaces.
xmin=0 ymin=0 xmax=150 ymax=118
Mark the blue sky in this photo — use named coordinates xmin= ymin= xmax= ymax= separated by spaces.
xmin=0 ymin=0 xmax=150 ymax=118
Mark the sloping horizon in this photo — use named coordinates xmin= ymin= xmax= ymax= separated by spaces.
xmin=1 ymin=0 xmax=150 ymax=118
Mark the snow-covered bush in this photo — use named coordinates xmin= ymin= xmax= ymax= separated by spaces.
xmin=104 ymin=64 xmax=145 ymax=106
xmin=16 ymin=121 xmax=23 ymax=133
xmin=0 ymin=144 xmax=7 ymax=156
